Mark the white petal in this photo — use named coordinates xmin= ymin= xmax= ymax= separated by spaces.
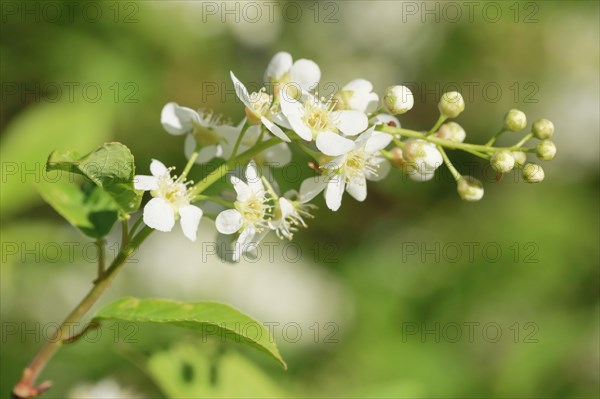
xmin=332 ymin=110 xmax=368 ymax=136
xmin=245 ymin=161 xmax=264 ymax=193
xmin=133 ymin=175 xmax=158 ymax=191
xmin=299 ymin=176 xmax=327 ymax=202
xmin=346 ymin=177 xmax=367 ymax=202
xmin=161 ymin=102 xmax=200 ymax=135
xmin=150 ymin=159 xmax=169 ymax=177
xmin=234 ymin=225 xmax=256 ymax=262
xmin=230 ymin=71 xmax=252 ymax=108
xmin=316 ymin=132 xmax=355 ymax=156
xmin=287 ymin=114 xmax=313 ymax=141
xmin=278 ymin=197 xmax=295 ymax=217
xmin=215 ymin=209 xmax=243 ymax=234
xmin=143 ymin=198 xmax=175 ymax=232
xmin=179 ymin=205 xmax=203 ymax=242
xmin=262 ymin=143 xmax=292 ymax=167
xmin=290 ymin=59 xmax=321 ymax=92
xmin=325 ymin=176 xmax=345 ymax=211
xmin=343 ymin=78 xmax=373 ymax=93
xmin=264 ymin=51 xmax=293 ymax=82
xmin=231 ymin=176 xmax=251 ymax=202
xmin=409 ymin=170 xmax=436 ymax=182
xmin=271 ymin=112 xmax=292 ymax=130
xmin=364 ymin=92 xmax=380 ymax=114
xmin=365 ymin=131 xmax=394 ymax=152
xmin=279 ymin=95 xmax=304 ymax=118
xmin=261 ymin=116 xmax=291 ymax=142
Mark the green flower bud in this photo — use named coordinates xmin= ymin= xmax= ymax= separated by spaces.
xmin=457 ymin=176 xmax=484 ymax=202
xmin=383 ymin=85 xmax=414 ymax=115
xmin=436 ymin=122 xmax=466 ymax=143
xmin=536 ymin=140 xmax=557 ymax=160
xmin=532 ymin=118 xmax=554 ymax=139
xmin=522 ymin=163 xmax=545 ymax=183
xmin=438 ymin=91 xmax=465 ymax=118
xmin=490 ymin=150 xmax=515 ymax=173
xmin=504 ymin=109 xmax=527 ymax=132
xmin=512 ymin=151 xmax=527 ymax=166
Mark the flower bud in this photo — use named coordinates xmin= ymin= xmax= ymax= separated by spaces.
xmin=504 ymin=109 xmax=527 ymax=132
xmin=403 ymin=139 xmax=443 ymax=172
xmin=438 ymin=91 xmax=465 ymax=118
xmin=436 ymin=122 xmax=466 ymax=143
xmin=512 ymin=151 xmax=527 ymax=166
xmin=383 ymin=85 xmax=414 ymax=115
xmin=490 ymin=150 xmax=515 ymax=173
xmin=522 ymin=163 xmax=545 ymax=183
xmin=535 ymin=140 xmax=557 ymax=160
xmin=532 ymin=118 xmax=554 ymax=139
xmin=457 ymin=176 xmax=484 ymax=202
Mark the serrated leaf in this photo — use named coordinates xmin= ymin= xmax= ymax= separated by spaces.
xmin=93 ymin=297 xmax=286 ymax=369
xmin=46 ymin=142 xmax=142 ymax=215
xmin=37 ymin=180 xmax=118 ymax=239
xmin=147 ymin=344 xmax=285 ymax=398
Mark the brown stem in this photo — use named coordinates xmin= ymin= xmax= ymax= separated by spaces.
xmin=12 ymin=226 xmax=152 ymax=399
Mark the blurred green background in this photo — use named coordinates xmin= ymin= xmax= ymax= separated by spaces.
xmin=1 ymin=1 xmax=598 ymax=398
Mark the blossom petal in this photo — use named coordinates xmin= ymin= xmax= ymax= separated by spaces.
xmin=230 ymin=71 xmax=252 ymax=108
xmin=316 ymin=131 xmax=355 ymax=156
xmin=184 ymin=135 xmax=219 ymax=164
xmin=143 ymin=198 xmax=175 ymax=232
xmin=179 ymin=205 xmax=203 ymax=242
xmin=261 ymin=116 xmax=291 ymax=142
xmin=365 ymin=131 xmax=394 ymax=152
xmin=133 ymin=175 xmax=158 ymax=191
xmin=234 ymin=225 xmax=256 ymax=262
xmin=325 ymin=176 xmax=345 ymax=211
xmin=346 ymin=177 xmax=367 ymax=202
xmin=231 ymin=176 xmax=251 ymax=202
xmin=215 ymin=209 xmax=243 ymax=234
xmin=332 ymin=110 xmax=368 ymax=136
xmin=290 ymin=59 xmax=321 ymax=92
xmin=299 ymin=176 xmax=327 ymax=202
xmin=343 ymin=78 xmax=373 ymax=93
xmin=264 ymin=51 xmax=293 ymax=82
xmin=245 ymin=161 xmax=264 ymax=193
xmin=150 ymin=159 xmax=169 ymax=177
xmin=161 ymin=102 xmax=200 ymax=136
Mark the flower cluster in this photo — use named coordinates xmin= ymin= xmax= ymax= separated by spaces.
xmin=133 ymin=51 xmax=557 ymax=258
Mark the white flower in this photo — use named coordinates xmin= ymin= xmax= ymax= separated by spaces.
xmin=280 ymin=94 xmax=368 ymax=156
xmin=436 ymin=122 xmax=466 ymax=143
xmin=264 ymin=51 xmax=321 ymax=96
xmin=161 ymin=102 xmax=228 ymax=163
xmin=68 ymin=379 xmax=141 ymax=399
xmin=268 ymin=192 xmax=315 ymax=240
xmin=215 ymin=162 xmax=271 ymax=261
xmin=334 ymin=79 xmax=379 ymax=114
xmin=134 ymin=159 xmax=203 ymax=241
xmin=402 ymin=139 xmax=443 ymax=182
xmin=230 ymin=71 xmax=291 ymax=142
xmin=300 ymin=127 xmax=393 ymax=211
xmin=384 ymin=85 xmax=414 ymax=115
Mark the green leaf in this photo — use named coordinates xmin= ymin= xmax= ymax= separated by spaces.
xmin=147 ymin=344 xmax=285 ymax=398
xmin=37 ymin=180 xmax=118 ymax=239
xmin=93 ymin=297 xmax=286 ymax=369
xmin=46 ymin=142 xmax=142 ymax=215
